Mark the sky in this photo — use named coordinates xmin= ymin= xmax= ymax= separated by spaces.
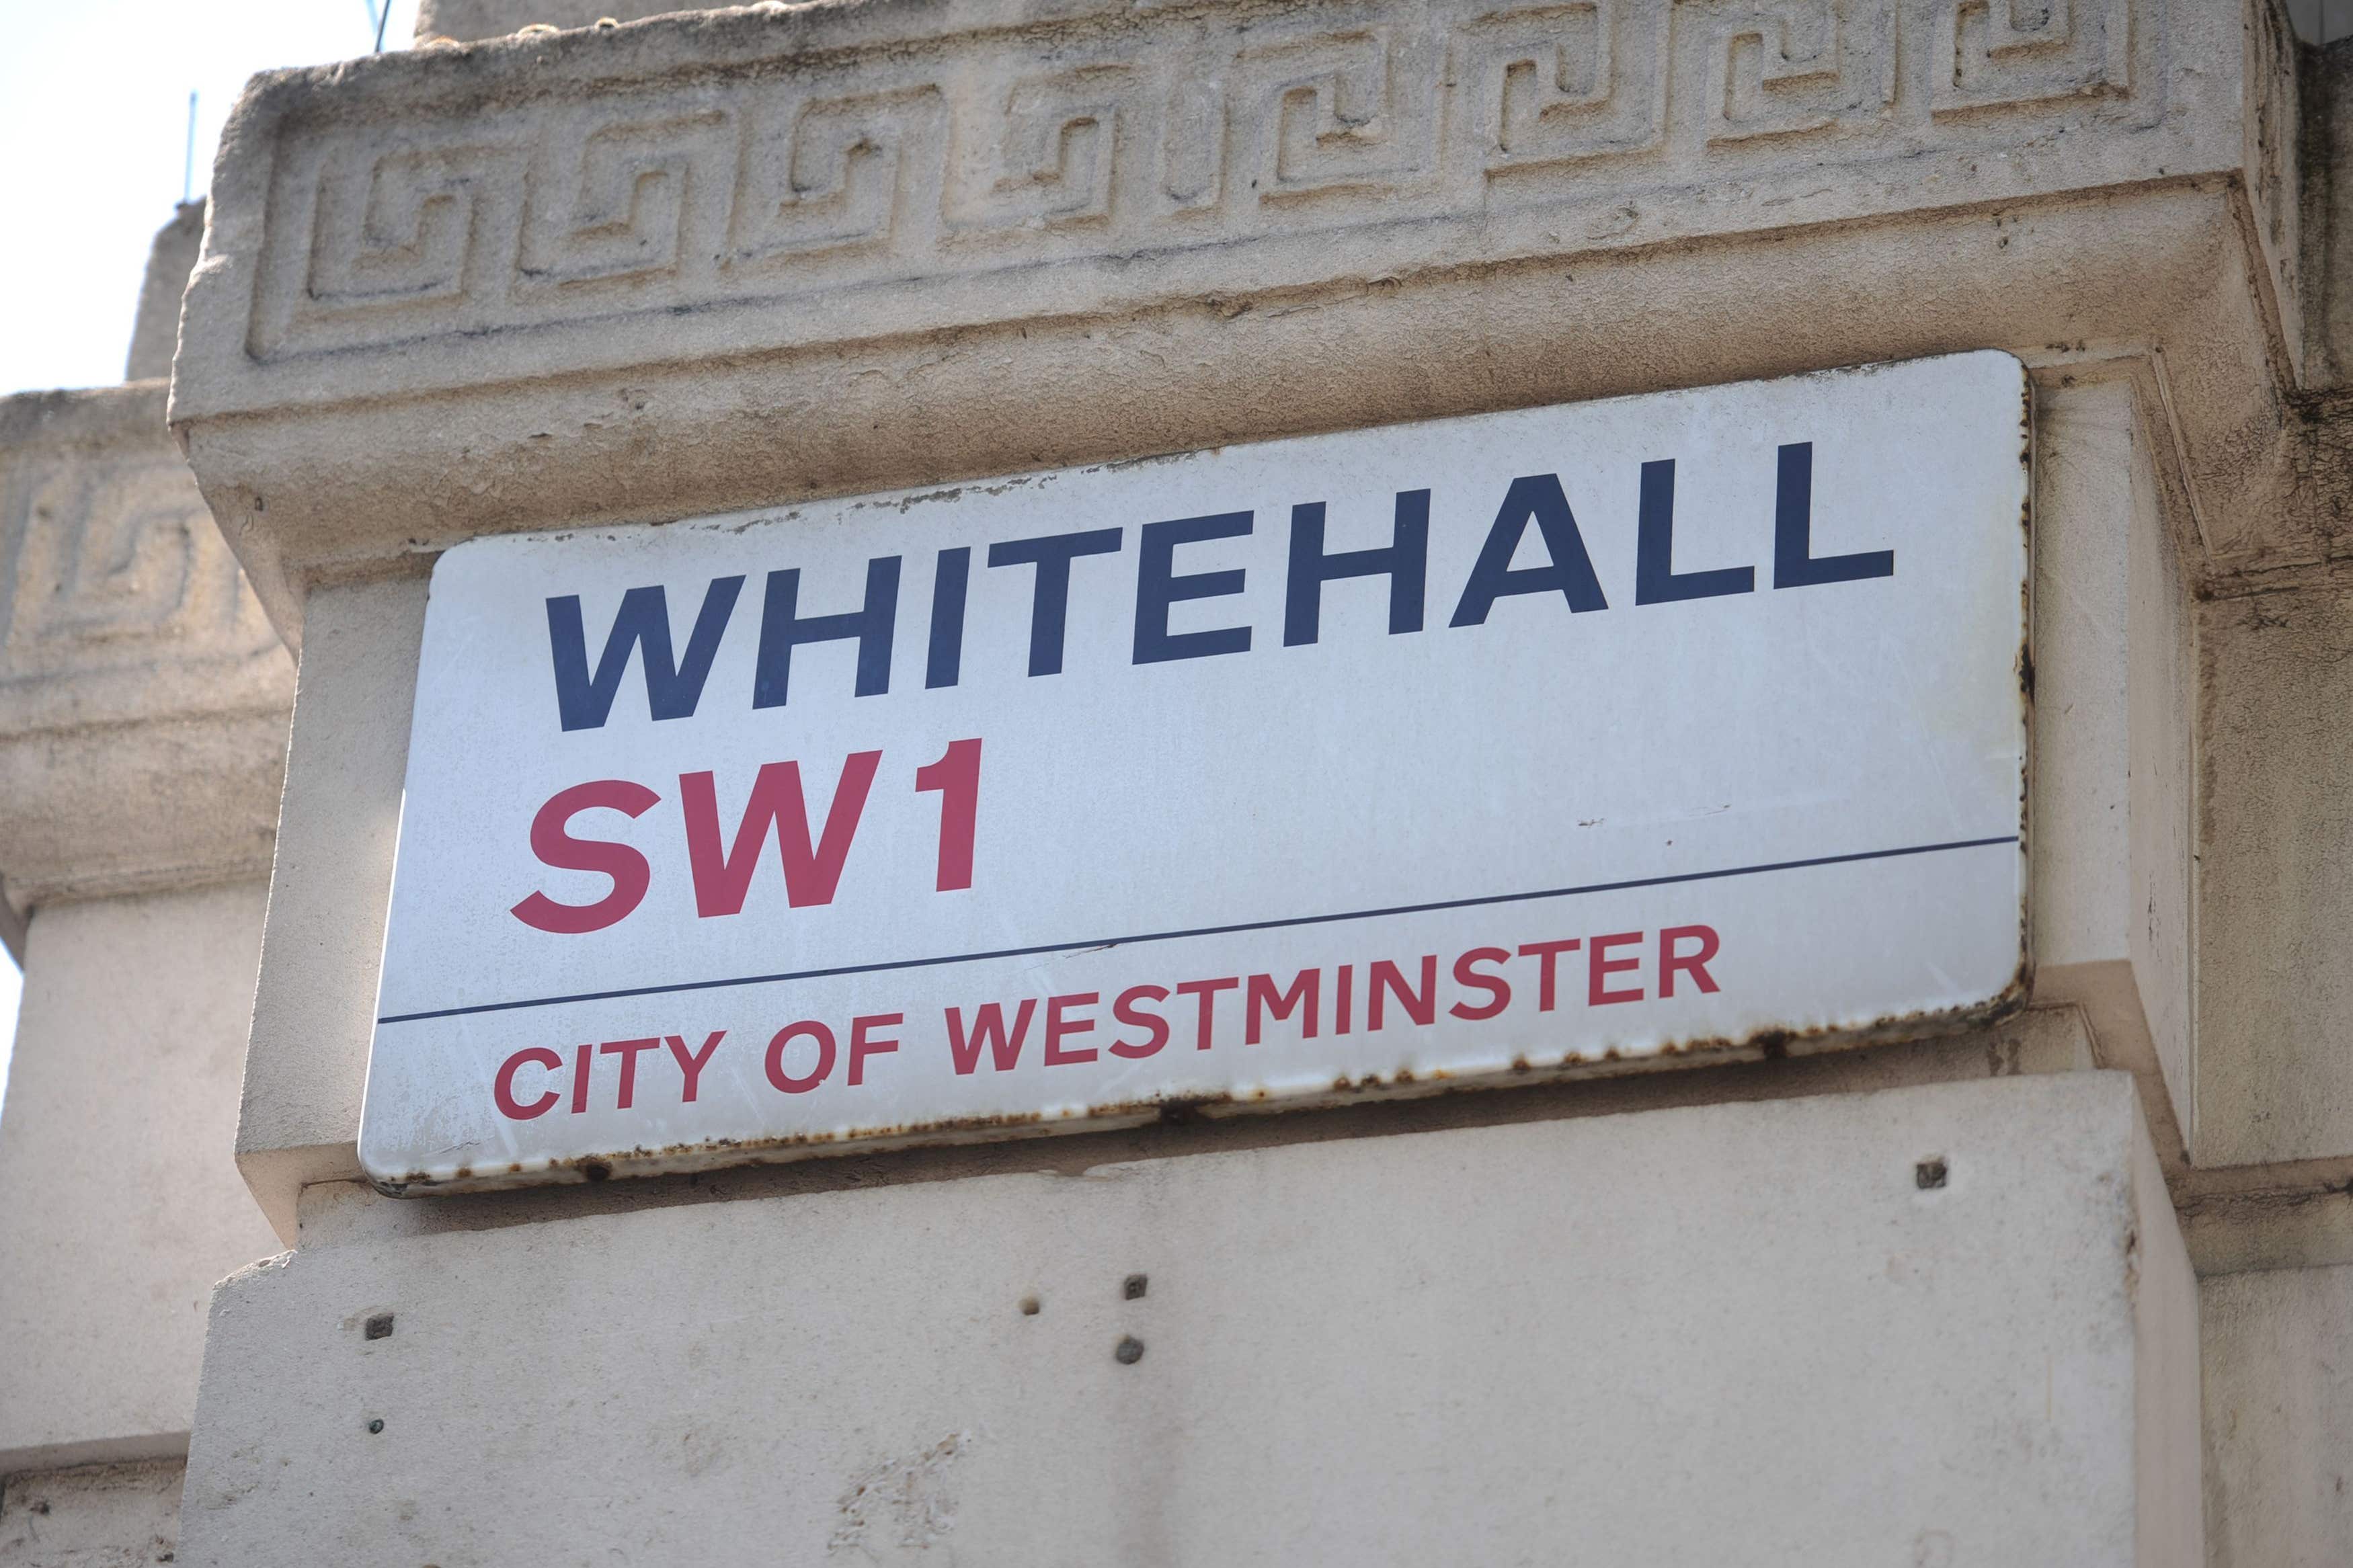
xmin=0 ymin=0 xmax=422 ymax=399
xmin=0 ymin=0 xmax=417 ymax=1112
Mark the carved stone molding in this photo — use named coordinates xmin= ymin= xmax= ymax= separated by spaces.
xmin=172 ymin=0 xmax=2319 ymax=641
xmin=0 ymin=386 xmax=294 ymax=906
xmin=200 ymin=0 xmax=2181 ymax=388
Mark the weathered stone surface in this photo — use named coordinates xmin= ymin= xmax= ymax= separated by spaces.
xmin=2028 ymin=373 xmax=2196 ymax=1165
xmin=2194 ymin=580 xmax=2353 ymax=1169
xmin=172 ymin=0 xmax=2310 ymax=650
xmin=417 ymin=0 xmax=685 ymax=42
xmin=0 ymin=384 xmax=291 ymax=905
xmin=0 ymin=886 xmax=281 ymax=1475
xmin=0 ymin=1460 xmax=184 ymax=1568
xmin=2203 ymin=1261 xmax=2353 ymax=1567
xmin=2303 ymin=38 xmax=2353 ymax=388
xmin=210 ymin=0 xmax=2196 ymax=385
xmin=237 ymin=572 xmax=424 ymax=1245
xmin=180 ymin=1073 xmax=2195 ymax=1568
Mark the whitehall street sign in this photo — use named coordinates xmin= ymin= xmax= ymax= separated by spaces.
xmin=360 ymin=352 xmax=2030 ymax=1191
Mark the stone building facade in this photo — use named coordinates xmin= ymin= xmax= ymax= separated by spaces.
xmin=0 ymin=0 xmax=2349 ymax=1561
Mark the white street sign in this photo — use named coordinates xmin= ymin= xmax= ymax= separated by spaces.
xmin=360 ymin=352 xmax=2030 ymax=1190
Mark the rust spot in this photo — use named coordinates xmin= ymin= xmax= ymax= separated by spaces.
xmin=387 ymin=946 xmax=2034 ymax=1196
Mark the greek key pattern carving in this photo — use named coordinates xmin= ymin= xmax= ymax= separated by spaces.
xmin=1930 ymin=0 xmax=2132 ymax=115
xmin=249 ymin=0 xmax=2156 ymax=360
xmin=1 ymin=454 xmax=280 ymax=688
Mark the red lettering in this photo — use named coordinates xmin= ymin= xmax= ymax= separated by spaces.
xmin=1045 ymin=993 xmax=1099 ymax=1065
xmin=848 ymin=1013 xmax=902 ymax=1085
xmin=1516 ymin=939 xmax=1582 ymax=1011
xmin=680 ymin=752 xmax=881 ymax=917
xmin=493 ymin=1046 xmax=563 ymax=1120
xmin=1369 ymin=955 xmax=1438 ymax=1030
xmin=915 ymin=738 xmax=982 ymax=893
xmin=764 ymin=1021 xmax=836 ymax=1094
xmin=1661 ymin=924 xmax=1722 ymax=998
xmin=1175 ymin=977 xmax=1239 ymax=1050
xmin=946 ymin=999 xmax=1037 ymax=1075
xmin=1109 ymin=986 xmax=1172 ymax=1059
xmin=569 ymin=1042 xmax=593 ymax=1114
xmin=1589 ymin=931 xmax=1644 ymax=1005
xmin=665 ymin=1031 xmax=724 ymax=1103
xmin=598 ymin=1037 xmax=660 ymax=1110
xmin=510 ymin=780 xmax=660 ymax=934
xmin=1334 ymin=963 xmax=1354 ymax=1035
xmin=1245 ymin=970 xmax=1320 ymax=1044
xmin=1449 ymin=948 xmax=1512 ymax=1021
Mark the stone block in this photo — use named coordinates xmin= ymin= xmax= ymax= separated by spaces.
xmin=2202 ymin=1262 xmax=2353 ymax=1567
xmin=0 ymin=1460 xmax=183 ymax=1568
xmin=0 ymin=886 xmax=282 ymax=1474
xmin=237 ymin=573 xmax=426 ymax=1243
xmin=2194 ymin=582 xmax=2353 ymax=1169
xmin=2028 ymin=376 xmax=2195 ymax=1156
xmin=178 ymin=1073 xmax=2195 ymax=1567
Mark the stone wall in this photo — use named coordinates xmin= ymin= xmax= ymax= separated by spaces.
xmin=0 ymin=210 xmax=294 ymax=1566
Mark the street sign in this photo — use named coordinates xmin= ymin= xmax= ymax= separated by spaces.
xmin=360 ymin=352 xmax=2030 ymax=1190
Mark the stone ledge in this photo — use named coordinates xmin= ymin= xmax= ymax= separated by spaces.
xmin=180 ymin=1073 xmax=2195 ymax=1568
xmin=182 ymin=0 xmax=2218 ymax=413
xmin=0 ymin=1457 xmax=184 ymax=1566
xmin=0 ymin=384 xmax=292 ymax=907
xmin=171 ymin=0 xmax=2323 ymax=645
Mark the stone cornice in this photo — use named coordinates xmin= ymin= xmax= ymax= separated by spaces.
xmin=170 ymin=0 xmax=2324 ymax=642
xmin=0 ymin=384 xmax=294 ymax=906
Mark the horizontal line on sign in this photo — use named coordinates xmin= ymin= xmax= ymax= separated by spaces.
xmin=376 ymin=835 xmax=2018 ymax=1026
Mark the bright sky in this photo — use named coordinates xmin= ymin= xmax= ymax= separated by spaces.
xmin=0 ymin=0 xmax=416 ymax=1111
xmin=0 ymin=0 xmax=422 ymax=399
